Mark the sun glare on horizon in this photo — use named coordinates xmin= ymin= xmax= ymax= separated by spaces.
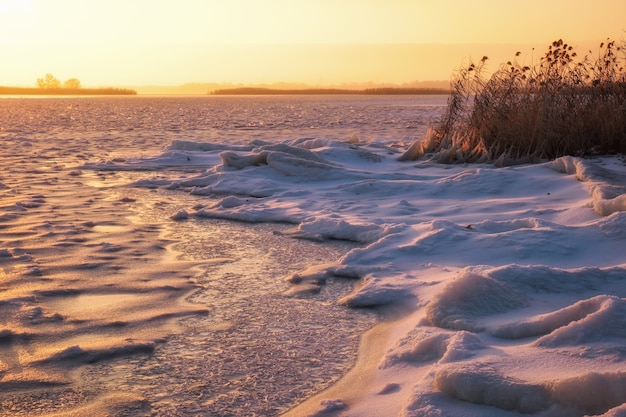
xmin=0 ymin=0 xmax=625 ymax=88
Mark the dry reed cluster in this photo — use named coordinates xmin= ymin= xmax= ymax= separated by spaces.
xmin=401 ymin=39 xmax=626 ymax=165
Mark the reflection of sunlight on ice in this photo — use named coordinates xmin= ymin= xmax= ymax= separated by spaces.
xmin=48 ymin=293 xmax=145 ymax=317
xmin=92 ymin=224 xmax=129 ymax=233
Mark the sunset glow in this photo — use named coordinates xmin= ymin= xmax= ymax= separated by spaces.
xmin=2 ymin=0 xmax=626 ymax=411
xmin=1 ymin=0 xmax=625 ymax=88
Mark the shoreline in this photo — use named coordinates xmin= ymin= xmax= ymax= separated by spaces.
xmin=0 ymin=86 xmax=137 ymax=95
xmin=209 ymin=87 xmax=450 ymax=95
xmin=283 ymin=305 xmax=415 ymax=417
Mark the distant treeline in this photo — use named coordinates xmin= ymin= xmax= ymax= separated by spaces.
xmin=210 ymin=87 xmax=450 ymax=95
xmin=0 ymin=86 xmax=137 ymax=95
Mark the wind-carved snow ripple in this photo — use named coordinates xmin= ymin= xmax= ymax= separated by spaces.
xmin=548 ymin=156 xmax=626 ymax=216
xmin=400 ymin=264 xmax=626 ymax=416
xmin=427 ymin=265 xmax=626 ymax=335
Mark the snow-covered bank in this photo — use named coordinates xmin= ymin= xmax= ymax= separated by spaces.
xmin=92 ymin=137 xmax=626 ymax=416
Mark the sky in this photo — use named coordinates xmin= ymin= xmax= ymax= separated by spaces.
xmin=1 ymin=0 xmax=625 ymax=88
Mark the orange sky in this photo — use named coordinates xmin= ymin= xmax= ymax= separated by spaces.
xmin=1 ymin=0 xmax=625 ymax=87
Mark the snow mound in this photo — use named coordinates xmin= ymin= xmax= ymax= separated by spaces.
xmin=547 ymin=156 xmax=626 ymax=216
xmin=434 ymin=364 xmax=550 ymax=413
xmin=339 ymin=275 xmax=413 ymax=308
xmin=217 ymin=143 xmax=342 ymax=180
xmin=188 ymin=173 xmax=280 ymax=198
xmin=548 ymin=372 xmax=626 ymax=415
xmin=426 ymin=269 xmax=530 ymax=331
xmin=381 ymin=329 xmax=485 ymax=368
xmin=427 ymin=264 xmax=626 ymax=335
xmin=195 ymin=199 xmax=304 ymax=224
xmin=492 ymin=295 xmax=626 ymax=341
xmin=594 ymin=194 xmax=626 ymax=216
xmin=433 ymin=364 xmax=626 ymax=416
xmin=598 ymin=211 xmax=626 ymax=238
xmin=534 ymin=296 xmax=626 ymax=347
xmin=266 ymin=151 xmax=346 ymax=180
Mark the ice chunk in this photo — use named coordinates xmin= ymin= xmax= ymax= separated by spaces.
xmin=219 ymin=150 xmax=268 ymax=169
xmin=292 ymin=218 xmax=402 ymax=243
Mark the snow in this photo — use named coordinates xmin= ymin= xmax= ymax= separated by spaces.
xmin=86 ymin=136 xmax=626 ymax=416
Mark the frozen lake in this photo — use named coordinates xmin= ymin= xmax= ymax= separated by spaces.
xmin=0 ymin=95 xmax=446 ymax=416
xmin=3 ymin=95 xmax=624 ymax=416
